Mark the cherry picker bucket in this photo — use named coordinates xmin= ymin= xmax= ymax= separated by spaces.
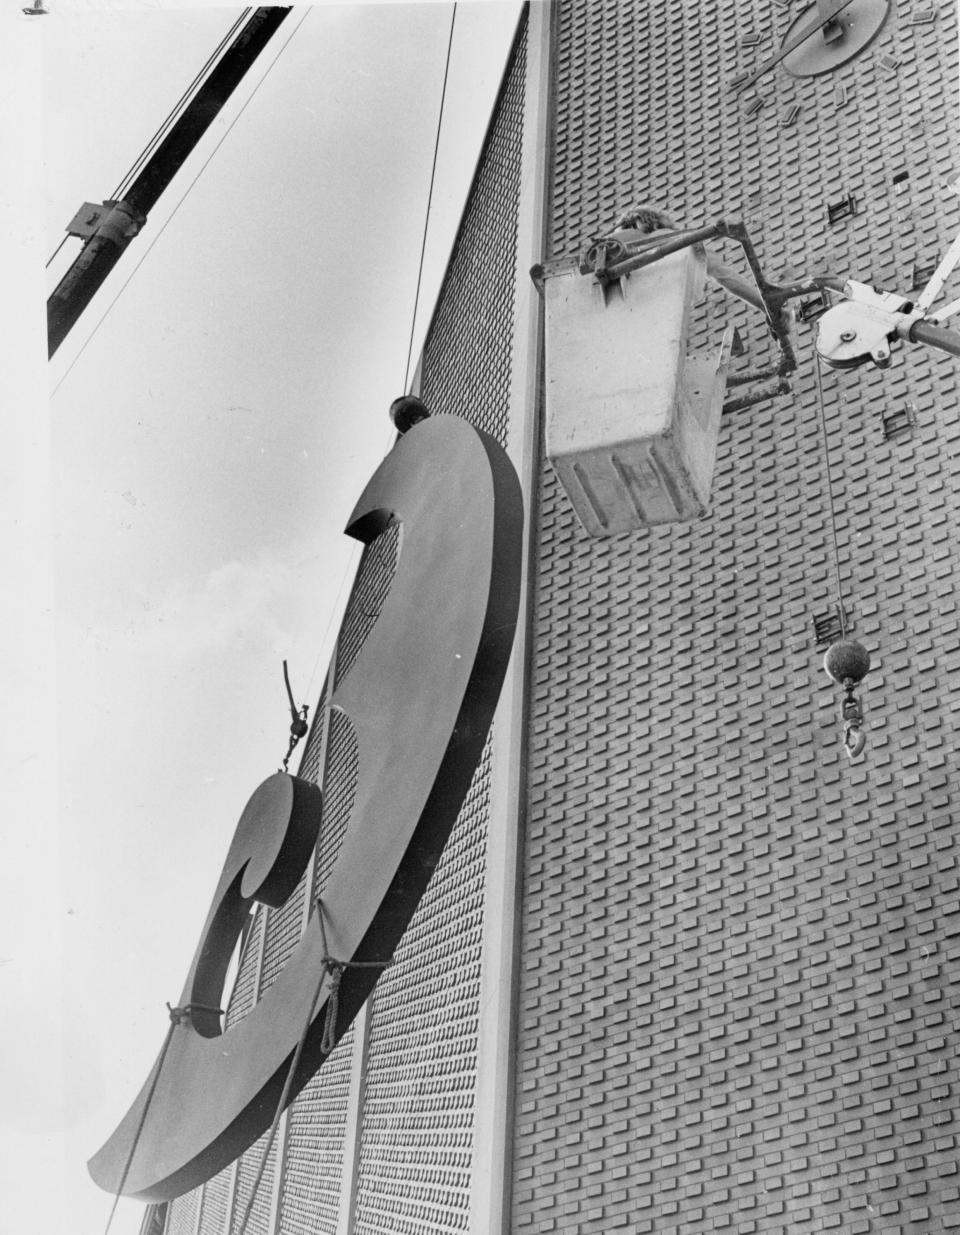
xmin=541 ymin=244 xmax=730 ymax=538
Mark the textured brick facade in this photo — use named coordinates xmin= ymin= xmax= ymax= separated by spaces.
xmin=513 ymin=2 xmax=960 ymax=1233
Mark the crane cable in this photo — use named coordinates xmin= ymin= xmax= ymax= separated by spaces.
xmin=51 ymin=6 xmax=313 ymax=400
xmin=302 ymin=3 xmax=458 ymax=708
xmin=812 ymin=343 xmax=848 ymax=637
xmin=402 ymin=2 xmax=457 ymax=395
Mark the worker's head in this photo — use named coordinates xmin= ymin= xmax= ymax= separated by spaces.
xmin=613 ymin=203 xmax=678 ymax=234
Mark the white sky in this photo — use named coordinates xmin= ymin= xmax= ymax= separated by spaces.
xmin=1 ymin=3 xmax=522 ymax=1232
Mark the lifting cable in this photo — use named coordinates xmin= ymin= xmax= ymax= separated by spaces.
xmin=812 ymin=342 xmax=848 ymax=636
xmin=304 ymin=2 xmax=458 ymax=708
xmin=45 ymin=234 xmax=70 ymax=270
xmin=813 ymin=342 xmax=873 ymax=759
xmin=401 ymin=2 xmax=457 ymax=396
xmin=100 ymin=1017 xmax=175 ymax=1235
xmin=52 ymin=6 xmax=313 ymax=400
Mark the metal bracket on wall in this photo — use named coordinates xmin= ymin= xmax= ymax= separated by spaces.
xmin=814 ymin=607 xmax=848 ymax=647
xmin=827 ymin=193 xmax=858 ymax=225
xmin=881 ymin=402 xmax=917 ymax=441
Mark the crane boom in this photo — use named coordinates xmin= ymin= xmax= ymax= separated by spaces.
xmin=47 ymin=6 xmax=292 ymax=358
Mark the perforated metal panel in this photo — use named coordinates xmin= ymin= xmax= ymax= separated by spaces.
xmin=514 ymin=2 xmax=960 ymax=1233
xmin=231 ymin=1131 xmax=276 ymax=1235
xmin=313 ymin=708 xmax=358 ymax=895
xmin=260 ymin=875 xmax=308 ymax=997
xmin=198 ymin=1168 xmax=232 ymax=1235
xmin=165 ymin=1185 xmax=199 ymax=1235
xmin=353 ymin=747 xmax=493 ymax=1235
xmin=277 ymin=1032 xmax=353 ymax=1235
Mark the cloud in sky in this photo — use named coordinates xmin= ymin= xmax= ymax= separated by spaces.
xmin=130 ymin=547 xmax=332 ymax=658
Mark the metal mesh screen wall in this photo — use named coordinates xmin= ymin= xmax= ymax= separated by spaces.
xmin=353 ymin=748 xmax=493 ymax=1235
xmin=260 ymin=875 xmax=308 ymax=997
xmin=224 ymin=908 xmax=265 ymax=1031
xmin=313 ymin=708 xmax=358 ymax=895
xmin=198 ymin=1168 xmax=231 ymax=1235
xmin=231 ymin=1133 xmax=277 ymax=1235
xmin=277 ymin=1033 xmax=354 ymax=1235
xmin=514 ymin=2 xmax=960 ymax=1233
xmin=165 ymin=1185 xmax=200 ymax=1235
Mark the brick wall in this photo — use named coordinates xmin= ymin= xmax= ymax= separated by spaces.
xmin=512 ymin=3 xmax=960 ymax=1233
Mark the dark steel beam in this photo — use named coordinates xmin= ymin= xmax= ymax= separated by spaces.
xmin=908 ymin=317 xmax=960 ymax=360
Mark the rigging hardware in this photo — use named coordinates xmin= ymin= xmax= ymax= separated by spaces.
xmin=390 ymin=394 xmax=431 ymax=434
xmin=817 ymin=237 xmax=960 ymax=371
xmin=824 ymin=638 xmax=871 ymax=761
xmin=282 ymin=659 xmax=309 ymax=772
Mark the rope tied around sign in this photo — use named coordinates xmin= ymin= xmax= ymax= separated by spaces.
xmin=165 ymin=1001 xmax=225 ymax=1025
xmin=315 ymin=896 xmax=394 ymax=1055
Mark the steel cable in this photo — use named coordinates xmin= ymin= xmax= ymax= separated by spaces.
xmin=401 ymin=2 xmax=457 ymax=395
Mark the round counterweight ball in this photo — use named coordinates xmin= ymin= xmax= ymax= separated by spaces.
xmin=389 ymin=395 xmax=431 ymax=434
xmin=823 ymin=639 xmax=871 ymax=685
